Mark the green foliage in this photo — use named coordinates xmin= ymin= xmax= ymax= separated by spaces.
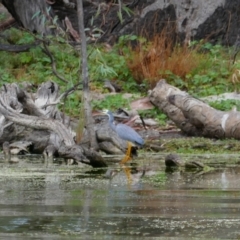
xmin=61 ymin=92 xmax=82 ymax=117
xmin=188 ymin=42 xmax=233 ymax=96
xmin=161 ymin=70 xmax=188 ymax=89
xmin=139 ymin=109 xmax=167 ymax=125
xmin=91 ymin=94 xmax=131 ymax=111
xmin=116 ymin=1 xmax=133 ymax=24
xmin=159 ymin=41 xmax=234 ymax=99
xmin=0 ymin=29 xmax=140 ymax=121
xmin=0 ymin=27 xmax=239 ymax=124
xmin=0 ymin=12 xmax=7 ymax=22
xmin=162 ymin=137 xmax=240 ymax=154
xmin=0 ymin=28 xmax=79 ymax=84
xmin=3 ymin=28 xmax=35 ymax=44
xmin=143 ymin=172 xmax=167 ymax=187
xmin=209 ymin=99 xmax=240 ymax=111
xmin=117 ymin=34 xmax=146 ymax=56
xmin=18 ymin=52 xmax=33 ymax=64
xmin=201 ymin=42 xmax=224 ymax=56
xmin=88 ymin=43 xmax=137 ymax=91
xmin=187 ymin=71 xmax=231 ymax=97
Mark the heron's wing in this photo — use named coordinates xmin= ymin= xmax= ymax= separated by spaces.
xmin=116 ymin=123 xmax=144 ymax=146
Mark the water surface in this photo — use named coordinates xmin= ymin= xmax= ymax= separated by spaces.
xmin=0 ymin=154 xmax=240 ymax=239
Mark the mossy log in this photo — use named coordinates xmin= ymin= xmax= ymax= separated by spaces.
xmin=149 ymin=79 xmax=240 ymax=139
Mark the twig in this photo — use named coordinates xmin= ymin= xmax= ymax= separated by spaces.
xmin=41 ymin=41 xmax=68 ymax=83
xmin=41 ymin=82 xmax=82 ymax=109
xmin=65 ymin=17 xmax=81 ymax=42
xmin=232 ymin=35 xmax=240 ymax=64
xmin=0 ymin=40 xmax=41 ymax=52
xmin=139 ymin=115 xmax=147 ymax=130
xmin=232 ymin=49 xmax=240 ymax=64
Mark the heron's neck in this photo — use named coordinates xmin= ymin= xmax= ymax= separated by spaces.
xmin=107 ymin=113 xmax=116 ymax=131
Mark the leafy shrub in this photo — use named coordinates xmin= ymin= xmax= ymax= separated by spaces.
xmin=0 ymin=27 xmax=239 ymax=122
xmin=91 ymin=94 xmax=132 ymax=111
xmin=209 ymin=99 xmax=240 ymax=111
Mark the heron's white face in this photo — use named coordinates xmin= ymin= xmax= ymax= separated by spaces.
xmin=102 ymin=109 xmax=109 ymax=114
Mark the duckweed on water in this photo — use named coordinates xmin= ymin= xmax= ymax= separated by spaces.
xmin=143 ymin=172 xmax=168 ymax=187
xmin=159 ymin=137 xmax=240 ymax=154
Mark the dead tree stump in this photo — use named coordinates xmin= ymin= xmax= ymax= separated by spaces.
xmin=0 ymin=81 xmax=107 ymax=167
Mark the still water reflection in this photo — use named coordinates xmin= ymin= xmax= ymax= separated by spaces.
xmin=0 ymin=154 xmax=240 ymax=239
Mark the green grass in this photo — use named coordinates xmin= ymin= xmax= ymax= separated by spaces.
xmin=159 ymin=137 xmax=240 ymax=154
xmin=92 ymin=94 xmax=132 ymax=111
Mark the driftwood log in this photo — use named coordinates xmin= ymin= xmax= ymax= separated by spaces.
xmin=149 ymin=79 xmax=240 ymax=139
xmin=0 ymin=81 xmax=109 ymax=167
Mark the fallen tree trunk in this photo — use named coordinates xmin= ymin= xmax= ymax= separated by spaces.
xmin=0 ymin=41 xmax=41 ymax=52
xmin=0 ymin=81 xmax=107 ymax=167
xmin=149 ymin=79 xmax=240 ymax=139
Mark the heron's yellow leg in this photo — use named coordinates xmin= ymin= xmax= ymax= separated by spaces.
xmin=120 ymin=142 xmax=132 ymax=164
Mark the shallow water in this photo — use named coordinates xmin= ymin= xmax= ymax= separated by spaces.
xmin=0 ymin=154 xmax=240 ymax=239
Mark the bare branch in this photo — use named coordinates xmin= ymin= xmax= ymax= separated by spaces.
xmin=0 ymin=40 xmax=41 ymax=52
xmin=41 ymin=40 xmax=68 ymax=83
xmin=41 ymin=82 xmax=82 ymax=108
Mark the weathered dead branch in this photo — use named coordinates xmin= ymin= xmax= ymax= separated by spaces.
xmin=0 ymin=41 xmax=41 ymax=52
xmin=0 ymin=81 xmax=107 ymax=167
xmin=41 ymin=41 xmax=68 ymax=83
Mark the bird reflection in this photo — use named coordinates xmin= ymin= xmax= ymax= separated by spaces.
xmin=105 ymin=164 xmax=145 ymax=186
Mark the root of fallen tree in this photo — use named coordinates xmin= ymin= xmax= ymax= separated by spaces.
xmin=0 ymin=81 xmax=109 ymax=167
xmin=149 ymin=79 xmax=240 ymax=139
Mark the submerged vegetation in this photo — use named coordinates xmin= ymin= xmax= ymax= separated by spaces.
xmin=1 ymin=27 xmax=240 ymax=118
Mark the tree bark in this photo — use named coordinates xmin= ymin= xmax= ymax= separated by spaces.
xmin=0 ymin=41 xmax=41 ymax=52
xmin=76 ymin=0 xmax=99 ymax=149
xmin=149 ymin=79 xmax=240 ymax=139
xmin=148 ymin=80 xmax=201 ymax=136
xmin=0 ymin=81 xmax=107 ymax=167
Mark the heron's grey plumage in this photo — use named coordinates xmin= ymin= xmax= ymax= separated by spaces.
xmin=103 ymin=110 xmax=144 ymax=146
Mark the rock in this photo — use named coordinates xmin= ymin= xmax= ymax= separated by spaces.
xmin=165 ymin=153 xmax=184 ymax=167
xmin=2 ymin=0 xmax=240 ymax=46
